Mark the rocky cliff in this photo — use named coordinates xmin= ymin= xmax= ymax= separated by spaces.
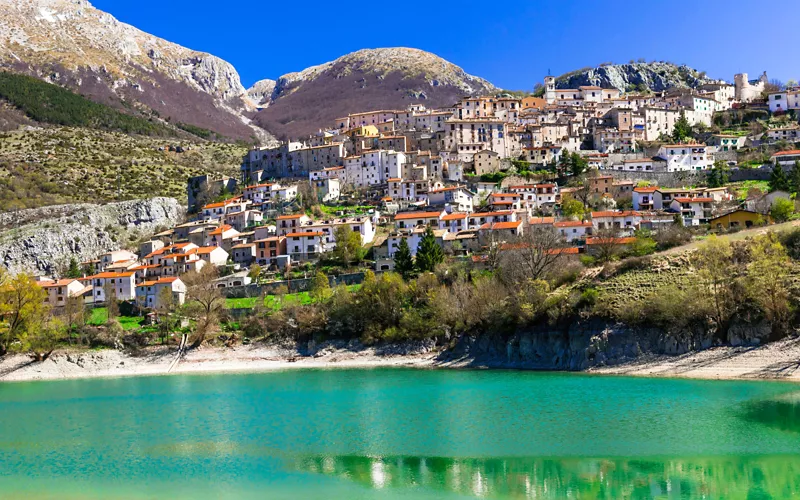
xmin=0 ymin=197 xmax=183 ymax=275
xmin=443 ymin=317 xmax=774 ymax=371
xmin=252 ymin=48 xmax=496 ymax=139
xmin=556 ymin=62 xmax=718 ymax=92
xmin=0 ymin=0 xmax=273 ymax=143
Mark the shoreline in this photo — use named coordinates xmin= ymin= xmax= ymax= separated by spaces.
xmin=2 ymin=336 xmax=800 ymax=384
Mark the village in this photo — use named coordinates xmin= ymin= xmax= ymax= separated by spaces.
xmin=31 ymin=71 xmax=800 ymax=318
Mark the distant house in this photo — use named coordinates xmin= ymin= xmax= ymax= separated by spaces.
xmin=135 ymin=277 xmax=186 ymax=309
xmin=709 ymin=209 xmax=768 ymax=231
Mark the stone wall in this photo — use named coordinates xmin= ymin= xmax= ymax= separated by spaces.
xmin=222 ymin=272 xmax=368 ymax=298
xmin=602 ymin=167 xmax=770 ymax=187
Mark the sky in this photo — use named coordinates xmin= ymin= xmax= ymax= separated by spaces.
xmin=92 ymin=0 xmax=799 ymax=91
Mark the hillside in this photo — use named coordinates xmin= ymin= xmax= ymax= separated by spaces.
xmin=556 ymin=62 xmax=718 ymax=92
xmin=0 ymin=127 xmax=246 ymax=210
xmin=0 ymin=0 xmax=274 ymax=143
xmin=251 ymin=48 xmax=496 ymax=139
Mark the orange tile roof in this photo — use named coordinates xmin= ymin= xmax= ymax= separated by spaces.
xmin=277 ymin=214 xmax=307 ymax=220
xmin=674 ymin=197 xmax=713 ymax=203
xmin=84 ymin=272 xmax=135 ymax=280
xmin=530 ymin=217 xmax=555 ymax=225
xmin=286 ymin=232 xmax=324 ymax=237
xmin=37 ymin=279 xmax=78 ymax=288
xmin=633 ymin=187 xmax=659 ymax=193
xmin=489 ymin=193 xmax=520 ymax=198
xmin=490 ymin=220 xmax=522 ymax=230
xmin=554 ymin=220 xmax=592 ymax=228
xmin=591 ymin=211 xmax=641 ymax=218
xmin=441 ymin=212 xmax=468 ymax=221
xmin=196 ymin=246 xmax=223 ymax=254
xmin=586 ymin=237 xmax=636 ymax=245
xmin=774 ymin=150 xmax=800 ymax=157
xmin=470 ymin=211 xmax=513 ymax=218
xmin=394 ymin=211 xmax=442 ymax=220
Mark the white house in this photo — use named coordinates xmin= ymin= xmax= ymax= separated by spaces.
xmin=37 ymin=279 xmax=89 ymax=308
xmin=771 ymin=150 xmax=800 ymax=167
xmin=427 ymin=186 xmax=475 ymax=212
xmin=135 ymin=277 xmax=187 ymax=309
xmin=590 ymin=211 xmax=644 ymax=236
xmin=656 ymin=144 xmax=714 ymax=171
xmin=670 ymin=197 xmax=713 ymax=226
xmin=81 ymin=271 xmax=136 ymax=303
xmin=554 ymin=220 xmax=593 ymax=242
xmin=632 ymin=187 xmax=664 ymax=210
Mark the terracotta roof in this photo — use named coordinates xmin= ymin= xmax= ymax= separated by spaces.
xmin=673 ymin=197 xmax=713 ymax=203
xmin=394 ymin=211 xmax=442 ymax=220
xmin=490 ymin=220 xmax=522 ymax=230
xmin=586 ymin=237 xmax=636 ymax=245
xmin=634 ymin=187 xmax=659 ymax=193
xmin=774 ymin=150 xmax=800 ymax=157
xmin=591 ymin=211 xmax=641 ymax=218
xmin=286 ymin=232 xmax=324 ymax=237
xmin=84 ymin=272 xmax=134 ymax=280
xmin=196 ymin=247 xmax=223 ymax=254
xmin=554 ymin=220 xmax=592 ymax=228
xmin=489 ymin=193 xmax=520 ymax=198
xmin=530 ymin=217 xmax=555 ymax=225
xmin=277 ymin=214 xmax=307 ymax=220
xmin=441 ymin=212 xmax=468 ymax=221
xmin=37 ymin=279 xmax=78 ymax=288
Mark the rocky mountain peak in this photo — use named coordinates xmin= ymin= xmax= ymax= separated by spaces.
xmin=556 ymin=61 xmax=719 ymax=92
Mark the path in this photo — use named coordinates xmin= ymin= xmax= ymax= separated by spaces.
xmin=166 ymin=334 xmax=188 ymax=373
xmin=660 ymin=219 xmax=800 ymax=255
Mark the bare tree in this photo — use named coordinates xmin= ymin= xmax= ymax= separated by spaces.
xmin=590 ymin=228 xmax=625 ymax=263
xmin=182 ymin=266 xmax=226 ymax=348
xmin=498 ymin=225 xmax=567 ymax=283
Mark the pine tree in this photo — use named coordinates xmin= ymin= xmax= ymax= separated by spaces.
xmin=393 ymin=237 xmax=414 ymax=279
xmin=672 ymin=110 xmax=692 ymax=142
xmin=415 ymin=226 xmax=444 ymax=273
xmin=66 ymin=258 xmax=82 ymax=278
xmin=790 ymin=160 xmax=800 ymax=195
xmin=770 ymin=161 xmax=790 ymax=192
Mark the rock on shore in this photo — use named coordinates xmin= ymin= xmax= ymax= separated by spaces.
xmin=0 ymin=197 xmax=184 ymax=275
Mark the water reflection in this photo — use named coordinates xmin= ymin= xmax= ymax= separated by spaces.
xmin=290 ymin=454 xmax=800 ymax=498
xmin=740 ymin=391 xmax=800 ymax=433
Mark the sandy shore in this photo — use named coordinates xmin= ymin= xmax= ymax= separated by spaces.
xmin=2 ymin=336 xmax=800 ymax=383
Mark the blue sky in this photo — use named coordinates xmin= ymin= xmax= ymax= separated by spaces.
xmin=93 ymin=0 xmax=798 ymax=91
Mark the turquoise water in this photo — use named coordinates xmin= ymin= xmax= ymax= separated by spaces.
xmin=2 ymin=369 xmax=800 ymax=499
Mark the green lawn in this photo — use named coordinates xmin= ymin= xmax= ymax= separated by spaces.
xmin=319 ymin=205 xmax=372 ymax=215
xmin=87 ymin=307 xmax=145 ymax=330
xmin=226 ymin=285 xmax=361 ymax=311
xmin=728 ymin=180 xmax=770 ymax=200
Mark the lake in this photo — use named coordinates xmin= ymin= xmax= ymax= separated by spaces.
xmin=2 ymin=369 xmax=800 ymax=499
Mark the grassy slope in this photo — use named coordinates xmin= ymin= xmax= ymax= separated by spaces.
xmin=0 ymin=127 xmax=246 ymax=210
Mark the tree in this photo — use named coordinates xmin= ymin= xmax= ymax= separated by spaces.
xmin=591 ymin=228 xmax=624 ymax=263
xmin=248 ymin=264 xmax=262 ymax=284
xmin=22 ymin=315 xmax=66 ymax=362
xmin=569 ymin=153 xmax=588 ymax=177
xmin=770 ymin=198 xmax=795 ymax=222
xmin=182 ymin=266 xmax=226 ymax=348
xmin=156 ymin=287 xmax=178 ymax=344
xmin=310 ymin=271 xmax=332 ymax=302
xmin=499 ymin=225 xmax=566 ymax=283
xmin=770 ymin=161 xmax=790 ymax=192
xmin=415 ymin=226 xmax=444 ymax=273
xmin=561 ymin=195 xmax=585 ymax=220
xmin=693 ymin=236 xmax=736 ymax=335
xmin=64 ymin=294 xmax=85 ymax=341
xmin=707 ymin=161 xmax=730 ymax=188
xmin=65 ymin=258 xmax=82 ymax=279
xmin=790 ymin=161 xmax=800 ymax=195
xmin=393 ymin=238 xmax=415 ymax=279
xmin=672 ymin=110 xmax=692 ymax=142
xmin=103 ymin=280 xmax=119 ymax=322
xmin=787 ymin=79 xmax=798 ymax=89
xmin=331 ymin=225 xmax=365 ymax=266
xmin=746 ymin=234 xmax=792 ymax=337
xmin=0 ymin=273 xmax=49 ymax=357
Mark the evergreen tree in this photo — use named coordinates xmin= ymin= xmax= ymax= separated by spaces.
xmin=393 ymin=238 xmax=415 ymax=279
xmin=790 ymin=160 xmax=800 ymax=195
xmin=66 ymin=258 xmax=82 ymax=279
xmin=570 ymin=152 xmax=588 ymax=177
xmin=672 ymin=110 xmax=692 ymax=142
xmin=415 ymin=226 xmax=444 ymax=273
xmin=770 ymin=161 xmax=790 ymax=192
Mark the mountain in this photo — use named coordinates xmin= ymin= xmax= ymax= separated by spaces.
xmin=0 ymin=0 xmax=273 ymax=143
xmin=250 ymin=48 xmax=497 ymax=139
xmin=556 ymin=62 xmax=719 ymax=93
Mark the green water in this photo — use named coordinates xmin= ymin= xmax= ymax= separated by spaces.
xmin=2 ymin=369 xmax=800 ymax=499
